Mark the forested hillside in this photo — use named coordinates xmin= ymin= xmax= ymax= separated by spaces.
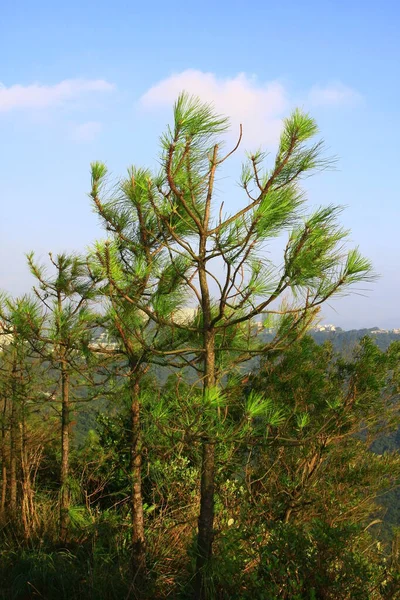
xmin=310 ymin=328 xmax=400 ymax=353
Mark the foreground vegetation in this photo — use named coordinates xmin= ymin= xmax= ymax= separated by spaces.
xmin=1 ymin=94 xmax=400 ymax=599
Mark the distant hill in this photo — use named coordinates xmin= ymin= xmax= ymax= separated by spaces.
xmin=309 ymin=327 xmax=400 ymax=353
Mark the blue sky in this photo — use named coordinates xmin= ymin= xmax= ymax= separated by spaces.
xmin=1 ymin=0 xmax=399 ymax=329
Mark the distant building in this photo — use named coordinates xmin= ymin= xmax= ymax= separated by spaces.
xmin=371 ymin=329 xmax=389 ymax=334
xmin=312 ymin=324 xmax=340 ymax=333
xmin=0 ymin=322 xmax=13 ymax=350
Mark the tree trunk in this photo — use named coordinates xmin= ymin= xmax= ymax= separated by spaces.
xmin=9 ymin=391 xmax=17 ymax=514
xmin=60 ymin=365 xmax=70 ymax=544
xmin=129 ymin=373 xmax=146 ymax=580
xmin=20 ymin=420 xmax=30 ymax=539
xmin=0 ymin=398 xmax=8 ymax=520
xmin=20 ymin=406 xmax=36 ymax=539
xmin=194 ymin=329 xmax=216 ymax=600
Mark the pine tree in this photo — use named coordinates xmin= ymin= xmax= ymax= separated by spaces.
xmin=22 ymin=253 xmax=97 ymax=543
xmin=89 ymin=163 xmax=190 ymax=578
xmin=0 ymin=300 xmax=50 ymax=536
xmin=90 ymin=93 xmax=375 ymax=597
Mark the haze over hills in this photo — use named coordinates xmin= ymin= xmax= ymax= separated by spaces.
xmin=307 ymin=325 xmax=400 ymax=352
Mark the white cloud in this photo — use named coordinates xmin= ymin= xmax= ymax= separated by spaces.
xmin=70 ymin=121 xmax=102 ymax=142
xmin=308 ymin=82 xmax=362 ymax=107
xmin=0 ymin=78 xmax=114 ymax=112
xmin=140 ymin=70 xmax=289 ymax=147
xmin=140 ymin=71 xmax=362 ymax=146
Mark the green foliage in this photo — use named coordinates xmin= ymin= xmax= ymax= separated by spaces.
xmin=249 ymin=521 xmax=381 ymax=600
xmin=0 ymin=94 xmax=397 ymax=600
xmin=1 ymin=335 xmax=400 ymax=598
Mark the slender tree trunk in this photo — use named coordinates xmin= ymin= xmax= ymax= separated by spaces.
xmin=129 ymin=371 xmax=146 ymax=580
xmin=9 ymin=371 xmax=18 ymax=514
xmin=195 ymin=437 xmax=216 ymax=598
xmin=20 ymin=419 xmax=30 ymax=539
xmin=195 ymin=320 xmax=217 ymax=599
xmin=194 ymin=209 xmax=218 ymax=599
xmin=0 ymin=398 xmax=8 ymax=519
xmin=60 ymin=365 xmax=70 ymax=543
xmin=30 ymin=445 xmax=43 ymax=530
xmin=20 ymin=405 xmax=36 ymax=539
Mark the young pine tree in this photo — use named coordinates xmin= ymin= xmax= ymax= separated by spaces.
xmin=91 ymin=93 xmax=374 ymax=598
xmin=89 ymin=164 xmax=191 ymax=579
xmin=24 ymin=252 xmax=97 ymax=543
xmin=0 ymin=298 xmax=51 ymax=537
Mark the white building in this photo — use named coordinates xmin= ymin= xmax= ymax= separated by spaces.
xmin=0 ymin=323 xmax=13 ymax=351
xmin=312 ymin=324 xmax=338 ymax=332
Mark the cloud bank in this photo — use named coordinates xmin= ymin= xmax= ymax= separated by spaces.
xmin=0 ymin=79 xmax=114 ymax=112
xmin=140 ymin=70 xmax=288 ymax=147
xmin=140 ymin=70 xmax=361 ymax=146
